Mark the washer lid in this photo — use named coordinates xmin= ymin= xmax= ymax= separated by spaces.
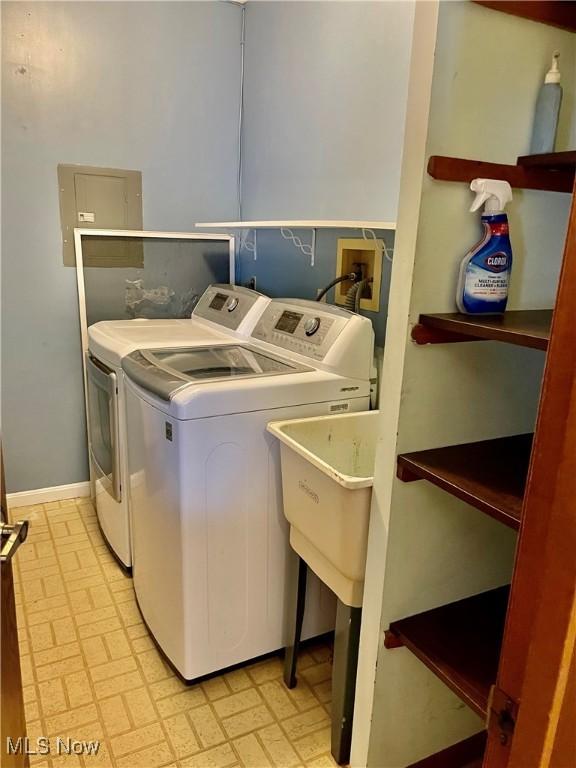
xmin=122 ymin=344 xmax=312 ymax=401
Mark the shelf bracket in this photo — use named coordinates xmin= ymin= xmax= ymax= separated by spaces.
xmin=411 ymin=323 xmax=481 ymax=346
xmin=383 ymin=629 xmax=404 ymax=650
xmin=396 ymin=461 xmax=421 ymax=483
xmin=240 ymin=228 xmax=258 ymax=261
xmin=280 ymin=227 xmax=317 ymax=266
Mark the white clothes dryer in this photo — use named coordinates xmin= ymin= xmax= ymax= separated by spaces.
xmin=123 ymin=298 xmax=374 ymax=680
xmin=85 ymin=285 xmax=270 ymax=569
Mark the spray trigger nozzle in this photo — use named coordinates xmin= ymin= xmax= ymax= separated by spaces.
xmin=470 ymin=178 xmax=513 ymax=214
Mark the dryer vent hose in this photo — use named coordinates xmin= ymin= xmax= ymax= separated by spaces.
xmin=345 ymin=278 xmax=373 ymax=313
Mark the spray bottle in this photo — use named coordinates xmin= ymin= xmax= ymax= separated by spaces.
xmin=456 ymin=179 xmax=513 ymax=314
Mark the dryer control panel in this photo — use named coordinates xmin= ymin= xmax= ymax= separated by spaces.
xmin=193 ymin=284 xmax=267 ymax=331
xmin=251 ymin=299 xmax=354 ymax=362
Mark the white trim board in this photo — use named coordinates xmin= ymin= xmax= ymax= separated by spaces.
xmin=195 ymin=220 xmax=397 ymax=230
xmin=7 ymin=481 xmax=91 ymax=509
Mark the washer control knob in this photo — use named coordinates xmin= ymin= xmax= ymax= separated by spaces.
xmin=304 ymin=317 xmax=321 ymax=336
xmin=227 ymin=297 xmax=239 ymax=312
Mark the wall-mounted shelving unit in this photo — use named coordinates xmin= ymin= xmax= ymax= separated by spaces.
xmin=411 ymin=310 xmax=552 ymax=350
xmin=195 ymin=220 xmax=397 ymax=230
xmin=364 ymin=1 xmax=576 ymax=766
xmin=397 ymin=434 xmax=532 ymax=530
xmin=427 ymin=152 xmax=575 ymax=193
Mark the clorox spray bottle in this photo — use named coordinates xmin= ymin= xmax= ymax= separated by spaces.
xmin=456 ymin=179 xmax=513 ymax=314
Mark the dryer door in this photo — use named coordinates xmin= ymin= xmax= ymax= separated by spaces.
xmin=86 ymin=354 xmax=121 ymax=502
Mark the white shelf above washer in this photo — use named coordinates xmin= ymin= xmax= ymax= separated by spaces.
xmin=194 ymin=220 xmax=397 ymax=230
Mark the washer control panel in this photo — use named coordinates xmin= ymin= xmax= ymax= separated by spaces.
xmin=251 ymin=300 xmax=351 ymax=361
xmin=193 ymin=285 xmax=264 ymax=331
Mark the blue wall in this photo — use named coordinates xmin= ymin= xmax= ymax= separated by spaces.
xmin=241 ymin=1 xmax=414 ymax=221
xmin=237 ymin=228 xmax=395 ymax=347
xmin=2 ymin=2 xmax=242 ymax=492
xmin=2 ymin=1 xmax=412 ymax=492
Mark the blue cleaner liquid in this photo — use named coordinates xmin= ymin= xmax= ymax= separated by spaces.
xmin=457 ymin=179 xmax=513 ymax=315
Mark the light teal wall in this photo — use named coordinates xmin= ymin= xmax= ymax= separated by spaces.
xmin=1 ymin=2 xmax=242 ymax=492
xmin=241 ymin=1 xmax=414 ymax=220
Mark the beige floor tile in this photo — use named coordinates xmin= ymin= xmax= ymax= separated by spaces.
xmin=188 ymin=704 xmax=227 ymax=748
xmin=312 ymin=680 xmax=332 ymax=705
xmin=38 ymin=677 xmax=68 ymax=717
xmin=34 ymin=641 xmax=81 ymax=668
xmin=213 ymin=688 xmax=262 ymax=719
xmin=15 ymin=499 xmax=335 ymax=768
xmin=306 ymin=754 xmax=338 ymax=767
xmin=300 ymin=662 xmax=332 ymax=687
xmin=116 ymin=739 xmax=176 ymax=768
xmin=100 ymin=695 xmax=132 ymax=736
xmin=94 ymin=670 xmax=144 ymax=699
xmin=44 ymin=702 xmax=99 ymax=736
xmin=81 ymin=635 xmax=110 ymax=666
xmin=163 ymin=712 xmax=201 ymax=759
xmin=221 ymin=704 xmax=274 ymax=740
xmin=233 ymin=732 xmax=273 ymax=767
xmin=123 ymin=686 xmax=157 ymax=727
xmin=110 ymin=721 xmax=165 ymax=757
xmin=36 ymin=654 xmax=85 ymax=683
xmin=90 ymin=656 xmax=138 ymax=684
xmin=104 ymin=628 xmax=132 ymax=660
xmin=257 ymin=723 xmax=301 ymax=767
xmin=180 ymin=743 xmax=237 ymax=768
xmin=202 ymin=676 xmax=230 ymax=702
xmin=156 ymin=687 xmax=207 ymax=718
xmin=281 ymin=707 xmax=331 ymax=742
xmin=64 ymin=669 xmax=93 ymax=708
xmin=292 ymin=726 xmax=333 ymax=763
xmin=259 ymin=680 xmax=298 ymax=720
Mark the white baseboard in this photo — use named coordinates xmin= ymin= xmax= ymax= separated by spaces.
xmin=7 ymin=481 xmax=91 ymax=509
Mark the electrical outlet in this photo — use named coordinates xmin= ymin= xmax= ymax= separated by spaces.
xmin=335 ymin=238 xmax=382 ymax=312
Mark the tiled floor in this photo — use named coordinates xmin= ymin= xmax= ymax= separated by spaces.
xmin=12 ymin=498 xmax=338 ymax=768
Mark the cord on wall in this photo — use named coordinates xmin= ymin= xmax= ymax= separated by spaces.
xmin=237 ymin=3 xmax=246 ymax=221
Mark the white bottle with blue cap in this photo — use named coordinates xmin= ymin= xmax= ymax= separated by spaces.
xmin=456 ymin=179 xmax=513 ymax=315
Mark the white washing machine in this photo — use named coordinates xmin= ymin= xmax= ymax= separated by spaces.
xmin=85 ymin=285 xmax=270 ymax=569
xmin=123 ymin=298 xmax=374 ymax=681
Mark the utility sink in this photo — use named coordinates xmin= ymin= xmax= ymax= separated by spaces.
xmin=267 ymin=411 xmax=378 ymax=607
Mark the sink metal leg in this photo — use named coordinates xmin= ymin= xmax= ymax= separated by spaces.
xmin=331 ymin=600 xmax=362 ymax=766
xmin=283 ymin=556 xmax=307 ymax=689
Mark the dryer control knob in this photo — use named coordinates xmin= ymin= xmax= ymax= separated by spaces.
xmin=304 ymin=317 xmax=321 ymax=336
xmin=227 ymin=298 xmax=239 ymax=312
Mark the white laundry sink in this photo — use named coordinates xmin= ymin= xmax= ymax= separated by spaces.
xmin=267 ymin=411 xmax=378 ymax=608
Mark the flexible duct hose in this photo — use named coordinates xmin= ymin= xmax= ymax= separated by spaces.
xmin=345 ymin=278 xmax=373 ymax=313
xmin=316 ymin=272 xmax=358 ymax=302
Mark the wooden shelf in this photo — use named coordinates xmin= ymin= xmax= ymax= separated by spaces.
xmin=397 ymin=434 xmax=533 ymax=529
xmin=387 ymin=587 xmax=510 ymax=717
xmin=412 ymin=310 xmax=552 ymax=351
xmin=427 ymin=155 xmax=574 ymax=193
xmin=407 ymin=732 xmax=486 ymax=768
xmin=473 ymin=1 xmax=576 ymax=33
xmin=518 ymin=151 xmax=576 ymax=171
